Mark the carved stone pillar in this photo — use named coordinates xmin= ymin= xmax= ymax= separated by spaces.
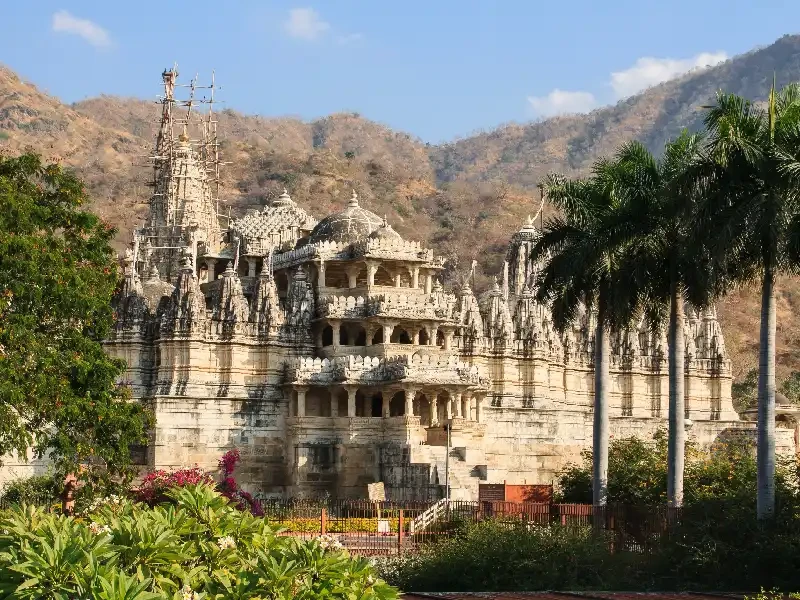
xmin=366 ymin=260 xmax=379 ymax=287
xmin=443 ymin=329 xmax=454 ymax=350
xmin=295 ymin=386 xmax=308 ymax=418
xmin=411 ymin=266 xmax=420 ymax=289
xmin=404 ymin=388 xmax=415 ymax=416
xmin=206 ymin=258 xmax=217 ymax=283
xmin=331 ymin=321 xmax=341 ymax=349
xmin=461 ymin=393 xmax=469 ymax=420
xmin=454 ymin=393 xmax=462 ymax=418
xmin=382 ymin=322 xmax=394 ymax=344
xmin=345 ymin=386 xmax=357 ymax=417
xmin=430 ymin=396 xmax=439 ymax=427
xmin=382 ymin=394 xmax=390 ymax=418
xmin=345 ymin=265 xmax=360 ymax=289
xmin=318 ymin=261 xmax=326 ymax=287
xmin=365 ymin=326 xmax=377 ymax=346
xmin=424 ymin=272 xmax=433 ymax=295
xmin=330 ymin=391 xmax=339 ymax=417
xmin=445 ymin=393 xmax=453 ymax=420
xmin=475 ymin=394 xmax=484 ymax=423
xmin=394 ymin=272 xmax=402 ymax=288
xmin=411 ymin=328 xmax=420 ymax=345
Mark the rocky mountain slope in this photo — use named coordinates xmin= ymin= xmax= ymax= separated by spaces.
xmin=3 ymin=34 xmax=800 ymax=380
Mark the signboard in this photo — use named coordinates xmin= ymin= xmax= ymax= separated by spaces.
xmin=377 ymin=519 xmax=390 ymax=534
xmin=478 ymin=483 xmax=505 ymax=502
xmin=367 ymin=481 xmax=386 ymax=502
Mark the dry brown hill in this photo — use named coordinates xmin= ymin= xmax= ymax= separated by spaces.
xmin=3 ymin=34 xmax=800 ymax=382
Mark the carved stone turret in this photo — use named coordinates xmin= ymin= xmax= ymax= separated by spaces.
xmin=480 ymin=278 xmax=514 ymax=342
xmin=284 ymin=267 xmax=314 ymax=340
xmin=212 ymin=263 xmax=249 ymax=328
xmin=161 ymin=249 xmax=207 ymax=335
xmin=250 ymin=261 xmax=284 ymax=337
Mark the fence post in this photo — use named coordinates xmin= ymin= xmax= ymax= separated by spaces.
xmin=398 ymin=509 xmax=404 ymax=554
xmin=320 ymin=507 xmax=327 ymax=535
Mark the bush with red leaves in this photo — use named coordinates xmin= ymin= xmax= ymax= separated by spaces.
xmin=135 ymin=466 xmax=215 ymax=505
xmin=217 ymin=449 xmax=264 ymax=516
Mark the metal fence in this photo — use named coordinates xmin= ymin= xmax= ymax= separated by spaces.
xmin=258 ymin=500 xmax=683 ymax=556
xmin=0 ymin=494 xmax=681 ymax=557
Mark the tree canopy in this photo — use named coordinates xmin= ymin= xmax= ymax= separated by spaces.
xmin=0 ymin=153 xmax=151 ymax=478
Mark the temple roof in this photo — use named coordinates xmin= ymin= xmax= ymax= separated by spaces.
xmin=229 ymin=189 xmax=317 ymax=254
xmin=307 ymin=191 xmax=383 ymax=245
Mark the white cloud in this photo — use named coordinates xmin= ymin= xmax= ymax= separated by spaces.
xmin=51 ymin=10 xmax=111 ymax=48
xmin=610 ymin=52 xmax=728 ymax=99
xmin=527 ymin=89 xmax=597 ymax=118
xmin=283 ymin=8 xmax=330 ymax=41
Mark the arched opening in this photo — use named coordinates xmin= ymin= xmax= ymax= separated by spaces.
xmin=356 ymin=389 xmax=369 ymax=417
xmin=436 ymin=330 xmax=445 ymax=347
xmin=415 ymin=392 xmax=430 ymax=425
xmin=322 ymin=325 xmax=333 ymax=347
xmin=274 ymin=270 xmax=290 ymax=296
xmin=419 ymin=329 xmax=430 ymax=345
xmin=339 ymin=326 xmax=349 ymax=345
xmin=436 ymin=392 xmax=449 ymax=424
xmin=370 ymin=393 xmax=383 ymax=417
xmin=306 ymin=388 xmax=332 ymax=417
xmin=336 ymin=389 xmax=348 ymax=417
xmin=374 ymin=266 xmax=394 ymax=287
xmin=323 ymin=264 xmax=349 ymax=288
xmin=390 ymin=326 xmax=412 ymax=344
xmin=398 ymin=270 xmax=412 ymax=288
xmin=350 ymin=324 xmax=367 ymax=346
xmin=390 ymin=391 xmax=405 ymax=416
xmin=372 ymin=328 xmax=384 ymax=344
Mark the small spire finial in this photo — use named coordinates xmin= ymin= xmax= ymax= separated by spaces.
xmin=179 ymin=124 xmax=189 ymax=143
xmin=348 ymin=188 xmax=359 ymax=207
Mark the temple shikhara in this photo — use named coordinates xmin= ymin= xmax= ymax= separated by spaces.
xmin=9 ymin=68 xmax=792 ymax=498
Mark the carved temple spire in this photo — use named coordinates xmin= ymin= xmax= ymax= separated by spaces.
xmin=250 ymin=259 xmax=284 ymax=336
xmin=213 ymin=262 xmax=249 ymax=325
xmin=162 ymin=248 xmax=207 ymax=334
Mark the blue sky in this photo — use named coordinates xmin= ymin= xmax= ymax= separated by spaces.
xmin=2 ymin=1 xmax=799 ymax=142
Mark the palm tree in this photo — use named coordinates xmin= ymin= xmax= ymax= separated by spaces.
xmin=534 ymin=164 xmax=641 ymax=506
xmin=608 ymin=134 xmax=723 ymax=508
xmin=697 ymin=81 xmax=800 ymax=519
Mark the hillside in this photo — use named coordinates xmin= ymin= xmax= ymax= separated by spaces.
xmin=3 ymin=34 xmax=800 ymax=381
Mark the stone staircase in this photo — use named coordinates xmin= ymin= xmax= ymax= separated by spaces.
xmin=410 ymin=444 xmax=487 ymax=500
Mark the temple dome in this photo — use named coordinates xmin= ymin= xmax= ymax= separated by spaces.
xmin=307 ymin=190 xmax=383 ymax=244
xmin=368 ymin=217 xmax=403 ymax=242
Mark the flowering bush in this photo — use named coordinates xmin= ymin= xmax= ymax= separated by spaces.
xmin=0 ymin=484 xmax=398 ymax=599
xmin=217 ymin=449 xmax=264 ymax=516
xmin=134 ymin=466 xmax=214 ymax=505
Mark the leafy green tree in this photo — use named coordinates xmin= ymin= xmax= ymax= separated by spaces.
xmin=780 ymin=371 xmax=800 ymax=404
xmin=556 ymin=430 xmax=799 ymax=506
xmin=600 ymin=134 xmax=723 ymax=508
xmin=0 ymin=153 xmax=151 ymax=480
xmin=732 ymin=368 xmax=760 ymax=412
xmin=535 ymin=164 xmax=644 ymax=505
xmin=697 ymin=82 xmax=800 ymax=518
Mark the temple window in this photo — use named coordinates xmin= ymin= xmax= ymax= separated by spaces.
xmin=390 ymin=326 xmax=412 ymax=344
xmin=389 ymin=391 xmax=406 ymax=416
xmin=372 ymin=328 xmax=384 ymax=344
xmin=373 ymin=266 xmax=394 ymax=287
xmin=321 ymin=325 xmax=333 ymax=347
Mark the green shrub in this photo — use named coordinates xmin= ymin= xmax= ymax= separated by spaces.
xmin=0 ymin=474 xmax=61 ymax=509
xmin=375 ymin=520 xmax=639 ymax=591
xmin=0 ymin=484 xmax=398 ymax=600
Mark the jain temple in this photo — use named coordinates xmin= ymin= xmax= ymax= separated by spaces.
xmin=4 ymin=68 xmax=796 ymax=499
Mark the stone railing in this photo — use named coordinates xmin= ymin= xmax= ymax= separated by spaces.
xmin=287 ymin=353 xmax=491 ymax=388
xmin=351 ymin=237 xmax=434 ymax=261
xmin=318 ymin=293 xmax=456 ymax=321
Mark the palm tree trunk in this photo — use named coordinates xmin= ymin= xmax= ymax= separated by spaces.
xmin=757 ymin=264 xmax=777 ymax=520
xmin=667 ymin=278 xmax=685 ymax=507
xmin=593 ymin=293 xmax=610 ymax=506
